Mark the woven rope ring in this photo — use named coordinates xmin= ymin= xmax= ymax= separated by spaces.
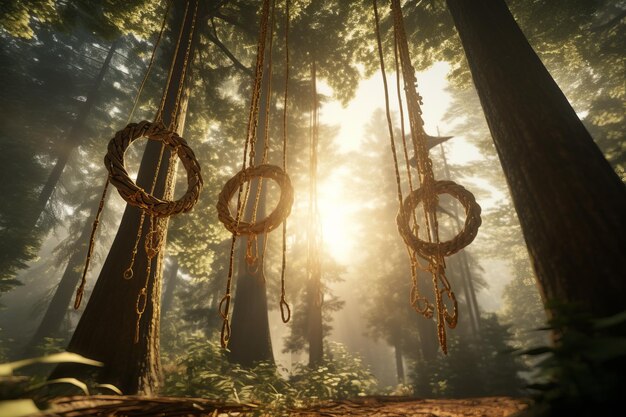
xmin=396 ymin=180 xmax=482 ymax=259
xmin=217 ymin=164 xmax=294 ymax=235
xmin=105 ymin=120 xmax=203 ymax=217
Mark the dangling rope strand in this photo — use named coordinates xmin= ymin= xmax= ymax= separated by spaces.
xmin=373 ymin=0 xmax=482 ymax=354
xmin=124 ymin=0 xmax=194 ymax=281
xmin=307 ymin=59 xmax=323 ymax=314
xmin=124 ymin=143 xmax=168 ymax=280
xmin=372 ymin=0 xmax=405 ymax=210
xmin=74 ymin=178 xmax=110 ymax=309
xmin=220 ymin=0 xmax=273 ymax=348
xmin=126 ymin=0 xmax=172 ymax=125
xmin=247 ymin=0 xmax=278 ymax=266
xmin=74 ymin=0 xmax=173 ymax=308
xmin=134 ymin=0 xmax=199 ymax=343
xmin=155 ymin=0 xmax=191 ymax=125
xmin=170 ymin=0 xmax=199 ymax=132
xmin=279 ymin=0 xmax=291 ymax=323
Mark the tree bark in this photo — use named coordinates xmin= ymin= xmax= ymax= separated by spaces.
xmin=226 ymin=45 xmax=275 ymax=367
xmin=50 ymin=0 xmax=201 ymax=395
xmin=446 ymin=0 xmax=626 ymax=319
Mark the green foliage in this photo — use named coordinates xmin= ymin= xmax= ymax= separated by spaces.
xmin=163 ymin=336 xmax=376 ymax=413
xmin=0 ymin=351 xmax=112 ymax=417
xmin=0 ymin=352 xmax=102 ymax=378
xmin=32 ymin=338 xmax=65 ymax=357
xmin=521 ymin=306 xmax=626 ymax=416
xmin=500 ymin=274 xmax=549 ymax=361
xmin=291 ymin=342 xmax=377 ymax=402
xmin=411 ymin=314 xmax=527 ymax=398
xmin=0 ymin=0 xmax=58 ymax=39
xmin=163 ymin=335 xmax=293 ymax=410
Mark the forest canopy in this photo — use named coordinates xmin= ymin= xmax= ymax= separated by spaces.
xmin=0 ymin=0 xmax=624 ymax=416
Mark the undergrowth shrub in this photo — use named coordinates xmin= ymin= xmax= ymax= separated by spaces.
xmin=162 ymin=335 xmax=377 ymax=413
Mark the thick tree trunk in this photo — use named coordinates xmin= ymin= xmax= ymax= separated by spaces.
xmin=226 ymin=241 xmax=275 ymax=366
xmin=31 ymin=40 xmax=118 ymax=229
xmin=226 ymin=51 xmax=275 ymax=367
xmin=446 ymin=0 xmax=626 ymax=319
xmin=50 ymin=0 xmax=200 ymax=395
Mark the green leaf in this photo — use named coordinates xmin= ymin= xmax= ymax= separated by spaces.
xmin=0 ymin=399 xmax=41 ymax=417
xmin=594 ymin=310 xmax=626 ymax=329
xmin=0 ymin=352 xmax=102 ymax=376
xmin=31 ymin=378 xmax=90 ymax=395
xmin=95 ymin=383 xmax=123 ymax=395
xmin=584 ymin=337 xmax=626 ymax=362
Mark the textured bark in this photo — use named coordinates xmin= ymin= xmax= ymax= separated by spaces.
xmin=226 ymin=50 xmax=275 ymax=367
xmin=226 ymin=246 xmax=275 ymax=366
xmin=161 ymin=257 xmax=179 ymax=317
xmin=50 ymin=0 xmax=200 ymax=395
xmin=446 ymin=0 xmax=626 ymax=318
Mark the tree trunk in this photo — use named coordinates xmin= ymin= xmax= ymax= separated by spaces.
xmin=394 ymin=338 xmax=405 ymax=384
xmin=226 ymin=240 xmax=275 ymax=366
xmin=226 ymin=46 xmax=275 ymax=367
xmin=50 ymin=0 xmax=200 ymax=395
xmin=307 ymin=275 xmax=324 ymax=367
xmin=459 ymin=250 xmax=480 ymax=331
xmin=446 ymin=0 xmax=626 ymax=319
xmin=411 ymin=270 xmax=439 ymax=361
xmin=161 ymin=257 xmax=179 ymax=318
xmin=26 ymin=200 xmax=100 ymax=354
xmin=439 ymin=144 xmax=480 ymax=335
xmin=31 ymin=40 xmax=119 ymax=229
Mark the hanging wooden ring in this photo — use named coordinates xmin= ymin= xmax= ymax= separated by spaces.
xmin=217 ymin=164 xmax=294 ymax=235
xmin=105 ymin=121 xmax=203 ymax=217
xmin=396 ymin=180 xmax=482 ymax=259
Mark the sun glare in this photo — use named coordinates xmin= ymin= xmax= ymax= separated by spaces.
xmin=315 ymin=62 xmax=483 ymax=263
xmin=315 ymin=168 xmax=360 ymax=262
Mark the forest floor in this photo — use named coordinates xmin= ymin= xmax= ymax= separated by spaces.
xmin=44 ymin=395 xmax=529 ymax=416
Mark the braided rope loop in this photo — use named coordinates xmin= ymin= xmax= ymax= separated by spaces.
xmin=397 ymin=180 xmax=482 ymax=259
xmin=105 ymin=121 xmax=203 ymax=217
xmin=217 ymin=164 xmax=294 ymax=235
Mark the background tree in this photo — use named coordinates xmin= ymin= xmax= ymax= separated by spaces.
xmin=51 ymin=0 xmax=201 ymax=394
xmin=445 ymin=0 xmax=626 ymax=319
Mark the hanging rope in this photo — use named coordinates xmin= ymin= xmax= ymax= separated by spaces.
xmin=217 ymin=0 xmax=293 ymax=348
xmin=372 ymin=0 xmax=482 ymax=353
xmin=308 ymin=60 xmax=323 ymax=310
xmin=124 ymin=0 xmax=196 ymax=281
xmin=74 ymin=0 xmax=173 ymax=307
xmin=131 ymin=0 xmax=200 ymax=343
xmin=73 ymin=0 xmax=203 ymax=347
xmin=105 ymin=122 xmax=202 ymax=216
xmin=279 ymin=0 xmax=291 ymax=324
